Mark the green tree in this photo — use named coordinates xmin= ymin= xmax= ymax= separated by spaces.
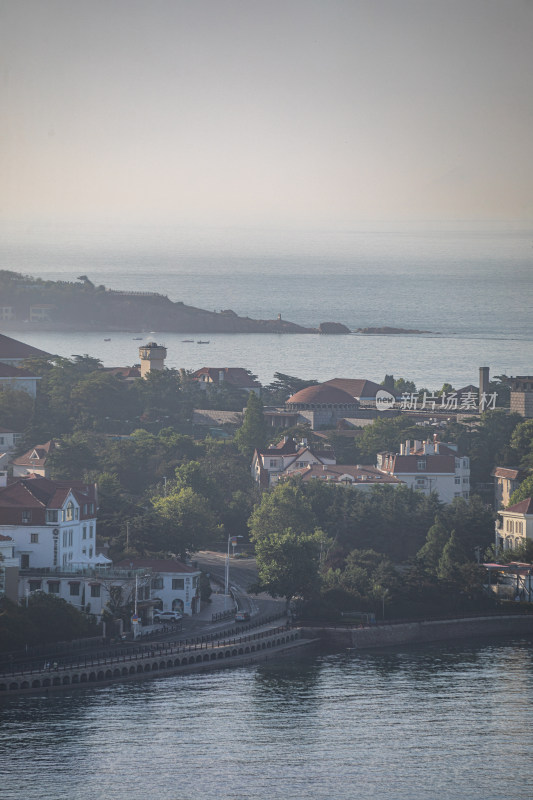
xmin=263 ymin=372 xmax=318 ymax=404
xmin=509 ymin=419 xmax=533 ymax=471
xmin=253 ymin=526 xmax=326 ymax=605
xmin=233 ymin=391 xmax=268 ymax=459
xmin=509 ymin=475 xmax=533 ymax=505
xmin=152 ymin=487 xmax=222 ymax=558
xmin=249 ymin=482 xmax=318 ymax=542
xmin=437 ymin=530 xmax=467 ymax=581
xmin=417 ymin=519 xmax=450 ymax=572
xmin=0 ymin=386 xmax=34 ymax=431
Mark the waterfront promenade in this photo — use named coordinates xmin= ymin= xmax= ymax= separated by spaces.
xmin=0 ymin=621 xmax=310 ymax=696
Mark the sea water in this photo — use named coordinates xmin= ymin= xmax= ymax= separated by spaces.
xmin=1 ymin=638 xmax=533 ymax=800
xmin=1 ymin=223 xmax=532 ymax=386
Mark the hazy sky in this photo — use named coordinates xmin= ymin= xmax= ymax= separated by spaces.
xmin=2 ymin=0 xmax=533 ymax=232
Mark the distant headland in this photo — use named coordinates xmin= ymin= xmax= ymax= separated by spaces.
xmin=0 ymin=271 xmax=350 ymax=335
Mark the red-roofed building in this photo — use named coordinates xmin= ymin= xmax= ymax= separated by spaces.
xmin=376 ymin=438 xmax=470 ymax=503
xmin=0 ymin=475 xmax=97 ymax=570
xmin=323 ymin=378 xmax=383 ymax=406
xmin=0 ymin=333 xmax=52 ymax=366
xmin=191 ymin=367 xmax=261 ymax=395
xmin=252 ymin=436 xmax=336 ymax=487
xmin=491 ymin=466 xmax=527 ymax=509
xmin=11 ymin=440 xmax=59 ymax=478
xmin=495 ymin=498 xmax=533 ymax=552
xmin=285 ymin=463 xmax=404 ymax=491
xmin=285 ymin=384 xmax=359 ymax=429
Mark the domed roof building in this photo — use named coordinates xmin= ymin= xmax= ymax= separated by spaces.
xmin=285 ymin=383 xmax=359 ymax=428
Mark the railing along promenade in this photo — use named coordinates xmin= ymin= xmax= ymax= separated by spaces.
xmin=1 ymin=624 xmax=304 ymax=695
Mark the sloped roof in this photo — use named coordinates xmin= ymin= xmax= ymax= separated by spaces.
xmin=11 ymin=440 xmax=57 ymax=468
xmin=505 ymin=498 xmax=533 ymax=514
xmin=323 ymin=378 xmax=383 ymax=399
xmin=0 ymin=333 xmax=52 ymax=361
xmin=289 ymin=463 xmax=403 ymax=485
xmin=104 ymin=366 xmax=141 ymax=379
xmin=491 ymin=467 xmax=522 ymax=480
xmin=287 ymin=384 xmax=357 ymax=405
xmin=0 ymin=476 xmax=95 ymax=511
xmin=192 ymin=367 xmax=260 ymax=389
xmin=0 ymin=363 xmax=40 ymax=379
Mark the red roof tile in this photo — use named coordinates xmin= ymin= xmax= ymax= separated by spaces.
xmin=0 ymin=333 xmax=52 ymax=361
xmin=505 ymin=498 xmax=533 ymax=514
xmin=287 ymin=384 xmax=357 ymax=405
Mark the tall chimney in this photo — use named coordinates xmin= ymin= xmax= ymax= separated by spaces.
xmin=479 ymin=366 xmax=490 ymax=411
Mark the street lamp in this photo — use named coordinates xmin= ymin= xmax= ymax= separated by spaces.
xmin=225 ymin=535 xmax=243 ymax=610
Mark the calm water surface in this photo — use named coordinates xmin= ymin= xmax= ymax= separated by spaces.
xmin=2 ymin=224 xmax=532 ymax=387
xmin=2 ymin=638 xmax=533 ymax=800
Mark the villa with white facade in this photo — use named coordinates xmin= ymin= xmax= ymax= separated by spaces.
xmin=495 ymin=498 xmax=533 ymax=552
xmin=376 ymin=438 xmax=470 ymax=503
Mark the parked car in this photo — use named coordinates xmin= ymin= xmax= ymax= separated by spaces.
xmin=235 ymin=610 xmax=250 ymax=622
xmin=153 ymin=610 xmax=183 ymax=623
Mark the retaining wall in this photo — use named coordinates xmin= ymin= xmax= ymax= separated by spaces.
xmin=0 ymin=628 xmax=315 ymax=697
xmin=302 ymin=614 xmax=533 ymax=650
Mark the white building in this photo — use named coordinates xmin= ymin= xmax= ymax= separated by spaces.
xmin=376 ymin=438 xmax=470 ymax=504
xmin=0 ymin=475 xmax=98 ymax=570
xmin=0 ymin=533 xmax=19 ymax=602
xmin=0 ymin=428 xmax=22 ymax=453
xmin=495 ymin=498 xmax=533 ymax=551
xmin=115 ymin=558 xmax=202 ymax=616
xmin=285 ymin=463 xmax=404 ymax=490
xmin=252 ymin=436 xmax=336 ymax=488
xmin=0 ymin=363 xmax=41 ymax=397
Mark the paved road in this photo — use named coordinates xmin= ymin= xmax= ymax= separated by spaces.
xmin=1 ymin=551 xmax=285 ymax=673
xmin=188 ymin=550 xmax=285 ymax=630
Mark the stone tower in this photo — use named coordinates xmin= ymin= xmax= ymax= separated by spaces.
xmin=139 ymin=341 xmax=167 ymax=378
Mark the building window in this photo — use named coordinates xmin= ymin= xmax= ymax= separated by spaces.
xmin=22 ymin=510 xmax=32 ymax=523
xmin=29 ymin=580 xmax=41 ymax=592
xmin=89 ymin=526 xmax=94 ymax=538
xmin=455 ymin=477 xmax=461 ymax=484
xmin=68 ymin=530 xmax=73 ymax=547
xmin=90 ymin=584 xmax=101 ymax=598
xmin=463 ymin=477 xmax=469 ymax=484
xmin=82 ymin=527 xmax=87 ymax=539
xmin=66 ymin=501 xmax=74 ymax=521
xmin=417 ymin=460 xmax=426 ymax=471
xmin=20 ymin=554 xmax=29 ymax=568
xmin=172 ymin=578 xmax=185 ymax=590
xmin=46 ymin=510 xmax=58 ymax=523
xmin=151 ymin=578 xmax=163 ymax=590
xmin=69 ymin=583 xmax=80 ymax=596
xmin=48 ymin=581 xmax=60 ymax=594
xmin=63 ymin=531 xmax=68 ymax=547
xmin=30 ymin=533 xmax=39 ymax=543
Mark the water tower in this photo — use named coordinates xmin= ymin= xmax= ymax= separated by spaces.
xmin=139 ymin=341 xmax=167 ymax=378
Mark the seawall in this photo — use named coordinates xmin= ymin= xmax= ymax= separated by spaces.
xmin=302 ymin=614 xmax=533 ymax=649
xmin=0 ymin=627 xmax=318 ymax=697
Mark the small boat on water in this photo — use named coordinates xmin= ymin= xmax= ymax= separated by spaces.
xmin=182 ymin=339 xmax=194 ymax=342
xmin=197 ymin=340 xmax=210 ymax=344
xmin=133 ymin=337 xmax=143 ymax=340
xmin=104 ymin=338 xmax=111 ymax=341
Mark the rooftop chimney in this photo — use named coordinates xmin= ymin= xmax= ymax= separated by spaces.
xmin=479 ymin=366 xmax=490 ymax=410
